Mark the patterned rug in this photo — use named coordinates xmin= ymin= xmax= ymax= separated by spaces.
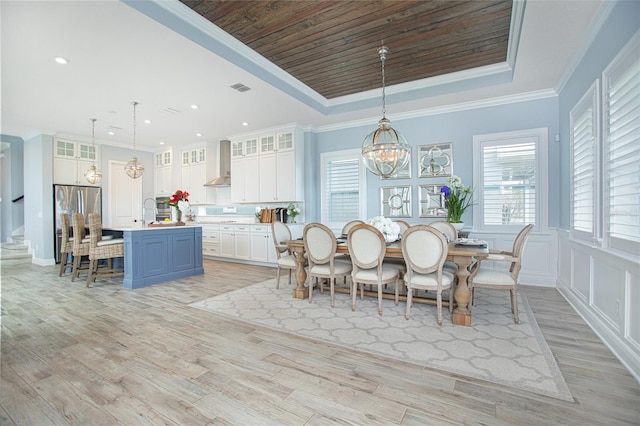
xmin=190 ymin=280 xmax=573 ymax=401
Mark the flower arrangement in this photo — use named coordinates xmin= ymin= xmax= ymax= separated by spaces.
xmin=168 ymin=190 xmax=190 ymax=223
xmin=440 ymin=176 xmax=473 ymax=223
xmin=367 ymin=216 xmax=400 ymax=243
xmin=287 ymin=203 xmax=301 ymax=223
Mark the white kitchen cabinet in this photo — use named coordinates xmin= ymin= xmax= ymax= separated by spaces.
xmin=154 ymin=149 xmax=174 ymax=196
xmin=219 ymin=224 xmax=250 ymax=259
xmin=201 ymin=224 xmax=220 ymax=257
xmin=230 ymin=127 xmax=304 ymax=203
xmin=180 ymin=144 xmax=213 ymax=204
xmin=53 ymin=138 xmax=100 ymax=186
xmin=250 ymin=225 xmax=277 ymax=263
xmin=230 ymin=155 xmax=259 ymax=203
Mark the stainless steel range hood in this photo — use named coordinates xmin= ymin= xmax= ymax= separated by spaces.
xmin=204 ymin=140 xmax=231 ymax=186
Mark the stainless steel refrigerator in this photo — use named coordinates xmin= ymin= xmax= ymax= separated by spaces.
xmin=53 ymin=184 xmax=102 ymax=263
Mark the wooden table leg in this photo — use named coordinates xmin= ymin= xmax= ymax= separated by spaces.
xmin=290 ymin=245 xmax=308 ymax=299
xmin=451 ymin=255 xmax=473 ymax=326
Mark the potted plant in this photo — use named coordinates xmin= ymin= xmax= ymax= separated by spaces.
xmin=440 ymin=176 xmax=473 ymax=231
xmin=287 ymin=203 xmax=301 ymax=223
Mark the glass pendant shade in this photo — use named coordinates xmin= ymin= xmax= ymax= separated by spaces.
xmin=362 ymin=117 xmax=410 ymax=178
xmin=125 ymin=101 xmax=144 ymax=179
xmin=125 ymin=156 xmax=144 ymax=179
xmin=84 ymin=164 xmax=103 ymax=184
xmin=361 ymin=45 xmax=410 ymax=178
xmin=85 ymin=117 xmax=103 ymax=184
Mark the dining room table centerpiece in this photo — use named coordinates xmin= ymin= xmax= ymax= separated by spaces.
xmin=367 ymin=216 xmax=401 ymax=243
xmin=440 ymin=175 xmax=473 ymax=230
xmin=168 ymin=189 xmax=190 ymax=224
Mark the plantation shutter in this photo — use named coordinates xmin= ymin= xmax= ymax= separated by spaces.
xmin=570 ymin=86 xmax=597 ymax=235
xmin=481 ymin=142 xmax=537 ymax=226
xmin=326 ymin=158 xmax=360 ymax=222
xmin=604 ymin=45 xmax=640 ymax=249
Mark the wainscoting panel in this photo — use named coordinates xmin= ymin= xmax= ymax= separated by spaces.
xmin=557 ymin=230 xmax=640 ymax=381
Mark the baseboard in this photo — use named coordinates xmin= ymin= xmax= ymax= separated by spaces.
xmin=558 ymin=281 xmax=640 ymax=383
xmin=32 ymin=257 xmax=55 ymax=267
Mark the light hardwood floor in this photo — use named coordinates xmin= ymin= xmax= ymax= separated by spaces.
xmin=1 ymin=259 xmax=638 ymax=425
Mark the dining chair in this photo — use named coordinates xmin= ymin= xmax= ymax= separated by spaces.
xmin=70 ymin=213 xmax=91 ymax=282
xmin=427 ymin=221 xmax=459 ymax=275
xmin=393 ymin=220 xmax=410 ymax=235
xmin=271 ymin=221 xmax=299 ymax=289
xmin=469 ymin=224 xmax=533 ymax=323
xmin=402 ymin=225 xmax=454 ymax=325
xmin=87 ymin=213 xmax=125 ymax=287
xmin=347 ymin=223 xmax=400 ymax=315
xmin=341 ymin=219 xmax=364 ymax=236
xmin=304 ymin=223 xmax=352 ymax=307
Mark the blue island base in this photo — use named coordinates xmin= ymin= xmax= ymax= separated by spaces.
xmin=121 ymin=226 xmax=203 ymax=289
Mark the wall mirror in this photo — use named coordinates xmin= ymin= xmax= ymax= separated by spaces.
xmin=419 ymin=184 xmax=447 ymax=218
xmin=381 ymin=146 xmax=411 ymax=179
xmin=381 ymin=186 xmax=412 ymax=217
xmin=418 ymin=143 xmax=452 ymax=178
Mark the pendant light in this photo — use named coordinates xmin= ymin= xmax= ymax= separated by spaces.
xmin=361 ymin=46 xmax=410 ymax=178
xmin=124 ymin=101 xmax=144 ymax=179
xmin=84 ymin=118 xmax=103 ymax=184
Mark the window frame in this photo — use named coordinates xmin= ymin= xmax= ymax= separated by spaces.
xmin=472 ymin=128 xmax=549 ymax=233
xmin=320 ymin=149 xmax=367 ymax=232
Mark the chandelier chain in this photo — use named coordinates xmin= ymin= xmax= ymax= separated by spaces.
xmin=132 ymin=101 xmax=138 ymax=156
xmin=380 ymin=47 xmax=387 ymax=118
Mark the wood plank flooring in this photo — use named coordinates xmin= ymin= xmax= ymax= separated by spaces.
xmin=1 ymin=259 xmax=638 ymax=425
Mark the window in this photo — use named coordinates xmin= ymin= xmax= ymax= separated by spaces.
xmin=321 ymin=149 xmax=367 ymax=230
xmin=570 ymin=81 xmax=599 ymax=239
xmin=603 ymin=33 xmax=640 ymax=254
xmin=473 ymin=128 xmax=548 ymax=231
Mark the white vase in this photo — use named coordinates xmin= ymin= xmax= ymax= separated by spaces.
xmin=451 ymin=222 xmax=464 ymax=232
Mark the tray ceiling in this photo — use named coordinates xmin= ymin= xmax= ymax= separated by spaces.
xmin=180 ymin=0 xmax=513 ymax=99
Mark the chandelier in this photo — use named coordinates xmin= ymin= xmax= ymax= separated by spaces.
xmin=361 ymin=46 xmax=410 ymax=178
xmin=124 ymin=101 xmax=144 ymax=179
xmin=84 ymin=118 xmax=103 ymax=184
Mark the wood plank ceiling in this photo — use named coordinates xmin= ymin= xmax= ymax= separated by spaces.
xmin=180 ymin=1 xmax=513 ymax=99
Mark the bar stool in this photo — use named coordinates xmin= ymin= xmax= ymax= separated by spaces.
xmin=87 ymin=213 xmax=124 ymax=287
xmin=71 ymin=213 xmax=91 ymax=281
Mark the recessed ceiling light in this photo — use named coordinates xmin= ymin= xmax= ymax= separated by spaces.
xmin=54 ymin=56 xmax=69 ymax=65
xmin=242 ymin=122 xmax=249 ymax=126
xmin=159 ymin=141 xmax=165 ymax=145
xmin=108 ymin=131 xmax=115 ymax=136
xmin=144 ymin=119 xmax=151 ymax=124
xmin=196 ymin=133 xmax=202 ymax=137
xmin=191 ymin=104 xmax=199 ymax=110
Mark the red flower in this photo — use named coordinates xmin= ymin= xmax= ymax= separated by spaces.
xmin=168 ymin=189 xmax=190 ymax=207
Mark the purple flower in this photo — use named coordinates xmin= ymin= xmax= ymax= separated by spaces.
xmin=440 ymin=186 xmax=451 ymax=199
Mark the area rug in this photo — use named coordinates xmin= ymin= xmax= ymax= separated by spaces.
xmin=190 ymin=280 xmax=573 ymax=401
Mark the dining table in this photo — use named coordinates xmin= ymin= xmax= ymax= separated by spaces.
xmin=284 ymin=238 xmax=488 ymax=326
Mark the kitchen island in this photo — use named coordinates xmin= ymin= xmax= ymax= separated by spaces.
xmin=107 ymin=224 xmax=203 ymax=289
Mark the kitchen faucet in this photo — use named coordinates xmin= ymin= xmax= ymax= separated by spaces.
xmin=142 ymin=198 xmax=157 ymax=227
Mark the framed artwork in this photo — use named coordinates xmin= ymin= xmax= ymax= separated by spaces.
xmin=419 ymin=183 xmax=447 ymax=218
xmin=381 ymin=186 xmax=412 ymax=217
xmin=381 ymin=146 xmax=412 ymax=179
xmin=418 ymin=143 xmax=453 ymax=178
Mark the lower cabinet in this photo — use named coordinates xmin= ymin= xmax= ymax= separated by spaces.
xmin=219 ymin=224 xmax=250 ymax=260
xmin=203 ymin=223 xmax=276 ymax=264
xmin=250 ymin=225 xmax=277 ymax=263
xmin=201 ymin=224 xmax=220 ymax=256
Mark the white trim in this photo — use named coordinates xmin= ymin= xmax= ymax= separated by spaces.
xmin=472 ymin=127 xmax=549 ymax=233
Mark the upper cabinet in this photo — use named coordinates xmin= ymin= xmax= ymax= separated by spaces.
xmin=154 ymin=149 xmax=174 ymax=196
xmin=180 ymin=143 xmax=215 ymax=205
xmin=230 ymin=126 xmax=304 ymax=204
xmin=53 ymin=138 xmax=100 ymax=186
